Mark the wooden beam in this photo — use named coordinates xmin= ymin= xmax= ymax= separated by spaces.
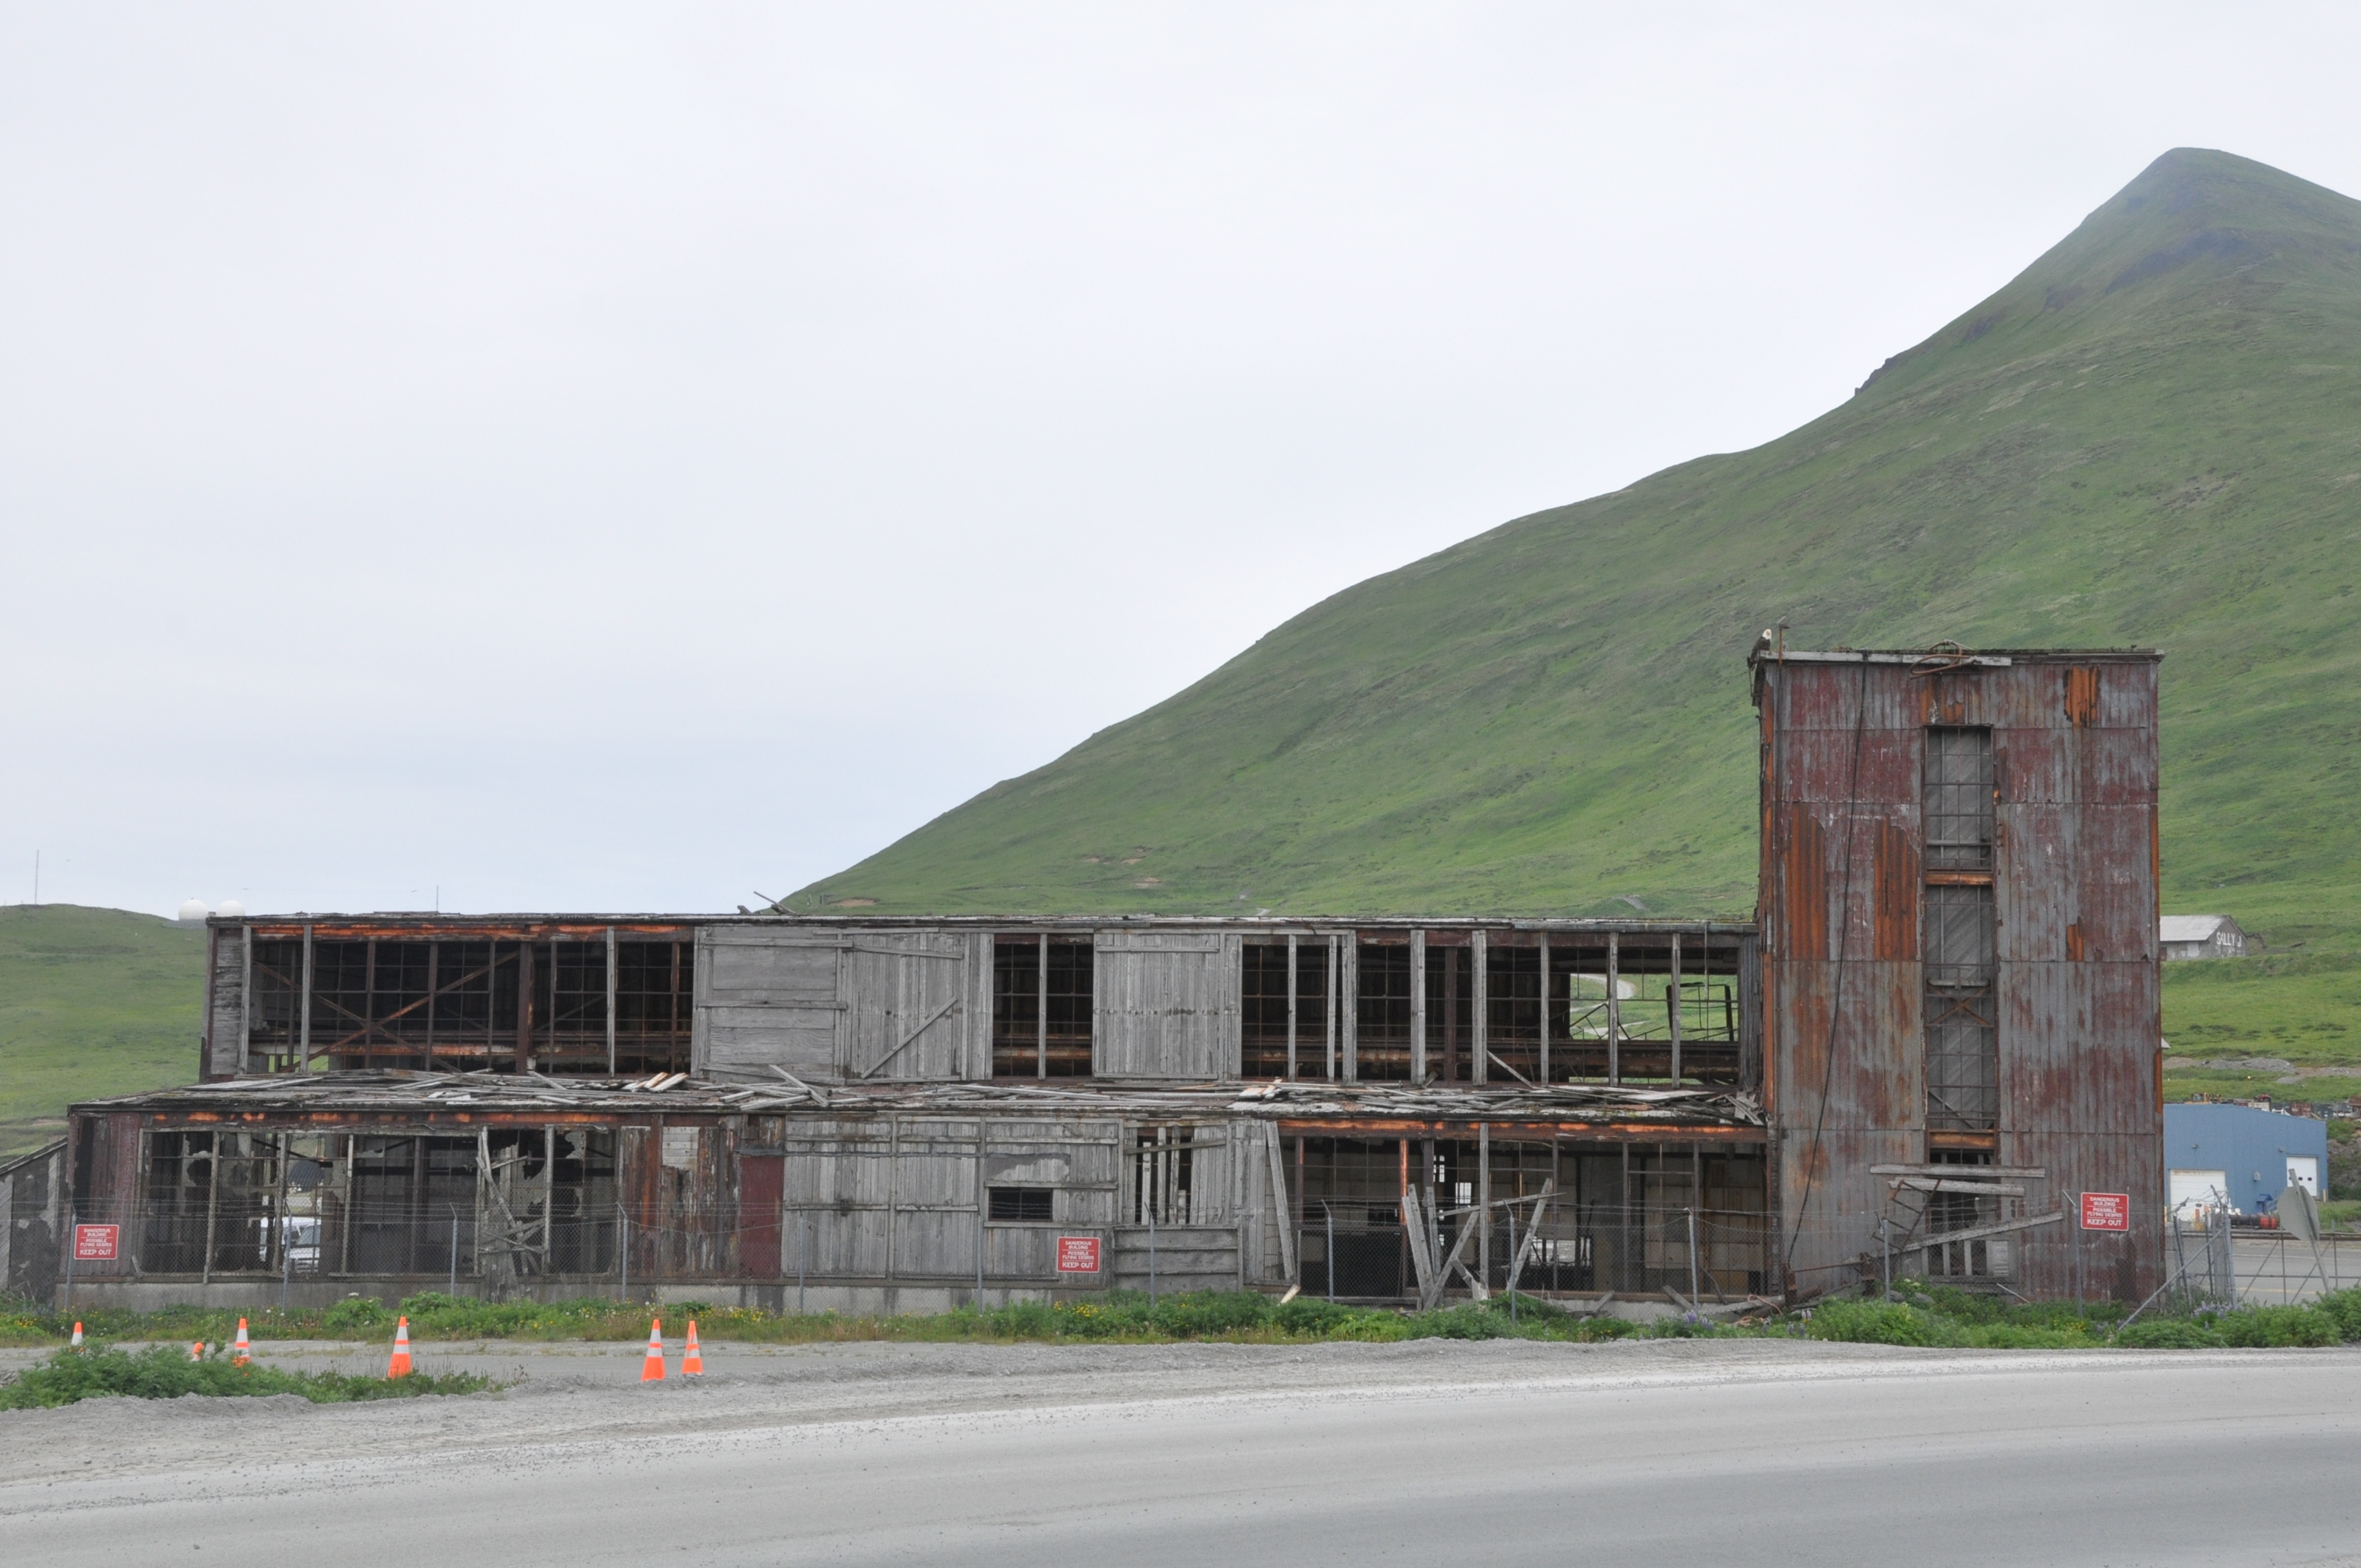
xmin=1870 ymin=1164 xmax=2048 ymax=1178
xmin=1889 ymin=1176 xmax=2027 ymax=1197
xmin=1896 ymin=1210 xmax=2066 ymax=1252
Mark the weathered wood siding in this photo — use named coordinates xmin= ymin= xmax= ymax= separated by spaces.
xmin=205 ymin=925 xmax=247 ymax=1079
xmin=694 ymin=927 xmax=842 ymax=1078
xmin=840 ymin=930 xmax=973 ymax=1081
xmin=696 ymin=926 xmax=991 ymax=1082
xmin=1094 ymin=931 xmax=1240 ymax=1080
xmin=773 ymin=1116 xmax=1122 ymax=1283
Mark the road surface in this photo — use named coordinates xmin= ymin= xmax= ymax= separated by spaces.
xmin=3 ymin=1339 xmax=2357 ymax=1566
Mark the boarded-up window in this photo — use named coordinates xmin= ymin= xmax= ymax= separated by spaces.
xmin=1095 ymin=932 xmax=1238 ymax=1080
xmin=841 ymin=933 xmax=971 ymax=1080
xmin=697 ymin=930 xmax=844 ymax=1080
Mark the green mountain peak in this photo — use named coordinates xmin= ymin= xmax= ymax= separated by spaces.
xmin=797 ymin=150 xmax=2361 ymax=939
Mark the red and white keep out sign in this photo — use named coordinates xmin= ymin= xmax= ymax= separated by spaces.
xmin=73 ymin=1224 xmax=120 ymax=1261
xmin=1055 ymin=1235 xmax=1102 ymax=1274
xmin=2080 ymin=1192 xmax=2131 ymax=1232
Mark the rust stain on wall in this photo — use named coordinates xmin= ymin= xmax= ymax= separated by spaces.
xmin=1784 ymin=805 xmax=1828 ymax=960
xmin=2064 ymin=667 xmax=2100 ymax=727
xmin=1872 ymin=819 xmax=1918 ymax=961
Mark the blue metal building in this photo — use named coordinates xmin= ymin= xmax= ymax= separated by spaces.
xmin=2161 ymin=1103 xmax=2328 ymax=1216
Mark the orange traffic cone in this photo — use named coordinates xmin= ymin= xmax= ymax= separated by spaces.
xmin=682 ymin=1319 xmax=703 ymax=1376
xmin=189 ymin=1340 xmax=204 ymax=1362
xmin=388 ymin=1315 xmax=413 ymax=1379
xmin=233 ymin=1318 xmax=251 ymax=1366
xmin=70 ymin=1322 xmax=84 ymax=1350
xmin=640 ymin=1317 xmax=666 ymax=1382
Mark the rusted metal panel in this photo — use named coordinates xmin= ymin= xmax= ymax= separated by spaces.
xmin=1769 ymin=727 xmax=1919 ymax=807
xmin=2005 ymin=1129 xmax=2162 ymax=1299
xmin=1999 ymin=725 xmax=2159 ymax=807
xmin=1871 ymin=820 xmax=1920 ymax=960
xmin=1758 ymin=649 xmax=2161 ymax=1299
xmin=1777 ymin=805 xmax=1829 ymax=960
xmin=1995 ymin=802 xmax=2076 ymax=965
xmin=2075 ymin=805 xmax=2161 ymax=961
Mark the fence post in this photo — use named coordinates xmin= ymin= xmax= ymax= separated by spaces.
xmin=62 ymin=1204 xmax=75 ymax=1314
xmin=618 ymin=1202 xmax=628 ymax=1302
xmin=449 ymin=1206 xmax=460 ymax=1296
xmin=1323 ymin=1200 xmax=1335 ymax=1302
xmin=1148 ymin=1209 xmax=1158 ymax=1308
xmin=1687 ymin=1207 xmax=1701 ymax=1310
xmin=1508 ymin=1206 xmax=1520 ymax=1322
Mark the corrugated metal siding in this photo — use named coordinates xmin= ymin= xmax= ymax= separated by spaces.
xmin=1094 ymin=931 xmax=1240 ymax=1080
xmin=1760 ymin=653 xmax=2162 ymax=1301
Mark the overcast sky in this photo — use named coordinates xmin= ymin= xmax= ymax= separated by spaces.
xmin=4 ymin=4 xmax=2357 ymax=919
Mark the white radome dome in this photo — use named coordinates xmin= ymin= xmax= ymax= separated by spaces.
xmin=216 ymin=899 xmax=246 ymax=919
xmin=177 ymin=899 xmax=208 ymax=921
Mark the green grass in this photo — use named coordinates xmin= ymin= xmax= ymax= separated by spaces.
xmin=12 ymin=1283 xmax=2359 ymax=1354
xmin=0 ymin=905 xmax=206 ymax=1158
xmin=0 ymin=1342 xmax=495 ymax=1409
xmin=791 ymin=148 xmax=2361 ymax=1067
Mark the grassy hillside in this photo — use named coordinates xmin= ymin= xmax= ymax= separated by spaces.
xmin=0 ymin=906 xmax=205 ymax=1158
xmin=797 ymin=148 xmax=2361 ymax=1099
xmin=799 ymin=148 xmax=2361 ymax=934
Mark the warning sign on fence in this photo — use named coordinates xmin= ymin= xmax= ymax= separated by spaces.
xmin=73 ymin=1224 xmax=120 ymax=1261
xmin=2080 ymin=1192 xmax=2130 ymax=1231
xmin=1055 ymin=1235 xmax=1102 ymax=1274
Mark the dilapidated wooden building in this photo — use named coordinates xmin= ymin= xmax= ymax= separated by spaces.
xmin=40 ymin=644 xmax=2164 ymax=1310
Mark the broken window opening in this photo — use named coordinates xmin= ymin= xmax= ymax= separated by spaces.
xmin=609 ymin=941 xmax=695 ymax=1076
xmin=1241 ymin=941 xmax=1331 ymax=1079
xmin=259 ymin=938 xmax=692 ymax=1077
xmin=1924 ymin=725 xmax=1995 ymax=871
xmin=1547 ymin=943 xmax=1742 ymax=1086
xmin=1425 ymin=943 xmax=1475 ymax=1082
xmin=987 ymin=1186 xmax=1054 ymax=1223
xmin=1923 ymin=883 xmax=1999 ymax=1131
xmin=1484 ymin=945 xmax=1541 ymax=1084
xmin=991 ymin=937 xmax=1094 ymax=1078
xmin=1924 ymin=1148 xmax=2005 ymax=1280
xmin=1354 ymin=943 xmax=1414 ymax=1081
xmin=1290 ymin=1137 xmax=1766 ymax=1301
xmin=134 ymin=1125 xmax=616 ymax=1284
xmin=1131 ymin=1125 xmax=1200 ymax=1224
